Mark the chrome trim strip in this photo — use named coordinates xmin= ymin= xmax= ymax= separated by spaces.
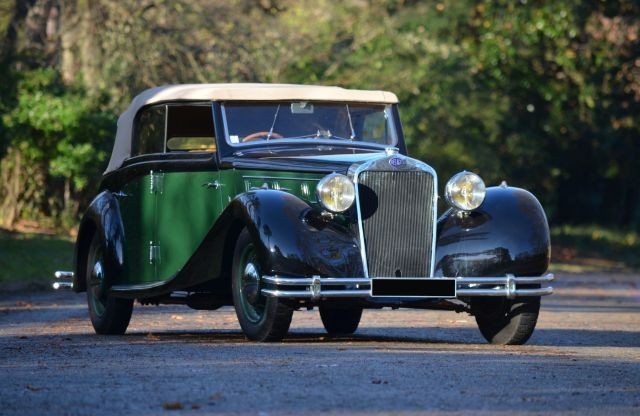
xmin=262 ymin=289 xmax=369 ymax=298
xmin=242 ymin=176 xmax=319 ymax=182
xmin=352 ymin=161 xmax=373 ymax=278
xmin=453 ymin=275 xmax=555 ymax=285
xmin=456 ymin=287 xmax=554 ymax=297
xmin=110 ymin=281 xmax=168 ymax=292
xmin=54 ymin=271 xmax=74 ymax=279
xmin=52 ymin=281 xmax=74 ymax=290
xmin=263 ymin=275 xmax=371 ymax=286
xmin=221 ymin=103 xmax=230 ymax=143
xmin=260 ymin=273 xmax=554 ymax=299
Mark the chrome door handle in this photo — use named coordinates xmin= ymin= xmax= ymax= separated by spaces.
xmin=113 ymin=191 xmax=130 ymax=198
xmin=203 ymin=180 xmax=222 ymax=190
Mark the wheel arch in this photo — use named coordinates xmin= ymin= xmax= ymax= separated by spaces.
xmin=203 ymin=189 xmax=363 ymax=283
xmin=73 ymin=191 xmax=126 ymax=292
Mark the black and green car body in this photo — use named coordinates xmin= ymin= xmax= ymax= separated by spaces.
xmin=54 ymin=84 xmax=554 ymax=344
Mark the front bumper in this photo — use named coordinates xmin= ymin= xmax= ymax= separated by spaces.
xmin=261 ymin=273 xmax=554 ymax=300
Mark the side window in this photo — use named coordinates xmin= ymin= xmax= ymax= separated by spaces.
xmin=134 ymin=106 xmax=166 ymax=156
xmin=166 ymin=105 xmax=216 ymax=152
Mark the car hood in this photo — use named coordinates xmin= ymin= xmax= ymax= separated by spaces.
xmin=268 ymin=152 xmax=386 ymax=164
xmin=222 ymin=148 xmax=393 ymax=174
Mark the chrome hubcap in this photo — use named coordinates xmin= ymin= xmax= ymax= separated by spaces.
xmin=241 ymin=262 xmax=261 ymax=305
xmin=90 ymin=260 xmax=104 ymax=298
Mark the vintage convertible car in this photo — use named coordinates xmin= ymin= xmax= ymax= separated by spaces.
xmin=54 ymin=84 xmax=553 ymax=344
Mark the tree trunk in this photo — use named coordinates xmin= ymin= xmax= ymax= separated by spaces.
xmin=0 ymin=148 xmax=22 ymax=229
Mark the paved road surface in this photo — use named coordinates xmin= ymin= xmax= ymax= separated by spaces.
xmin=0 ymin=273 xmax=638 ymax=415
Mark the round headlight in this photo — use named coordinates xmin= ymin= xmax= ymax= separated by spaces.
xmin=316 ymin=173 xmax=355 ymax=213
xmin=445 ymin=171 xmax=486 ymax=211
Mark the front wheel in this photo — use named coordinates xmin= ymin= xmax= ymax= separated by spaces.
xmin=86 ymin=234 xmax=133 ymax=335
xmin=231 ymin=228 xmax=293 ymax=342
xmin=471 ymin=292 xmax=541 ymax=345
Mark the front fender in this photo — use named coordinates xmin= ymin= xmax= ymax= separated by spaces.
xmin=228 ymin=190 xmax=363 ymax=278
xmin=73 ymin=191 xmax=125 ymax=292
xmin=434 ymin=186 xmax=550 ymax=277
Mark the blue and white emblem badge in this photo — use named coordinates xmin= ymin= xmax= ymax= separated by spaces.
xmin=389 ymin=156 xmax=405 ymax=168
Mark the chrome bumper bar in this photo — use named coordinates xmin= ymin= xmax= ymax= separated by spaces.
xmin=52 ymin=271 xmax=74 ymax=290
xmin=261 ymin=273 xmax=554 ymax=299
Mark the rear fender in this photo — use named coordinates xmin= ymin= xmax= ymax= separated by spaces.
xmin=73 ymin=191 xmax=125 ymax=292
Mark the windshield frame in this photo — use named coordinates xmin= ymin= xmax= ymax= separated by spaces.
xmin=220 ymin=101 xmax=399 ymax=150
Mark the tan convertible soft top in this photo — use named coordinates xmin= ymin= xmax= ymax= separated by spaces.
xmin=106 ymin=83 xmax=399 ymax=173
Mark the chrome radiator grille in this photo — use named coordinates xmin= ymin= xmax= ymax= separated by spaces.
xmin=357 ymin=170 xmax=435 ymax=278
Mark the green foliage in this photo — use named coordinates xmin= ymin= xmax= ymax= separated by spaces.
xmin=0 ymin=68 xmax=115 ymax=228
xmin=551 ymin=224 xmax=640 ymax=272
xmin=0 ymin=0 xmax=639 ymax=234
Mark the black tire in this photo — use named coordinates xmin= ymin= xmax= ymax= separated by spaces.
xmin=319 ymin=306 xmax=362 ymax=335
xmin=86 ymin=234 xmax=133 ymax=335
xmin=472 ymin=292 xmax=540 ymax=345
xmin=231 ymin=228 xmax=293 ymax=342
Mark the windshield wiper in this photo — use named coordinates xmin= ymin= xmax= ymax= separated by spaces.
xmin=346 ymin=104 xmax=356 ymax=140
xmin=266 ymin=104 xmax=281 ymax=141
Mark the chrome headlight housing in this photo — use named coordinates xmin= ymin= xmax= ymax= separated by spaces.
xmin=316 ymin=173 xmax=355 ymax=213
xmin=445 ymin=171 xmax=486 ymax=211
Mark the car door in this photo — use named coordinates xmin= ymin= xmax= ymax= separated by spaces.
xmin=154 ymin=170 xmax=223 ymax=282
xmin=117 ymin=174 xmax=158 ymax=285
xmin=153 ymin=104 xmax=223 ymax=283
xmin=116 ymin=105 xmax=166 ymax=286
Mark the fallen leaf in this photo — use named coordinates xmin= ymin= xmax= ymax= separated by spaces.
xmin=162 ymin=402 xmax=183 ymax=410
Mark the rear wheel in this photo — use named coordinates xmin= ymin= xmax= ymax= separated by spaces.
xmin=319 ymin=306 xmax=362 ymax=335
xmin=86 ymin=234 xmax=133 ymax=335
xmin=231 ymin=228 xmax=293 ymax=342
xmin=472 ymin=292 xmax=540 ymax=345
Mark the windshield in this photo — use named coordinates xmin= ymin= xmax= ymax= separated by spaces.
xmin=222 ymin=102 xmax=397 ymax=147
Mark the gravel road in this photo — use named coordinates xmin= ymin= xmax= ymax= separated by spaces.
xmin=0 ymin=273 xmax=638 ymax=415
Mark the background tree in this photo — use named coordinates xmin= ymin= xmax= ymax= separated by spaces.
xmin=0 ymin=0 xmax=638 ymax=232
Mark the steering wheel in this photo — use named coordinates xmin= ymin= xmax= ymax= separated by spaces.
xmin=242 ymin=131 xmax=284 ymax=142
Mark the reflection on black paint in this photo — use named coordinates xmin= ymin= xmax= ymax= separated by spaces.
xmin=434 ymin=186 xmax=550 ymax=277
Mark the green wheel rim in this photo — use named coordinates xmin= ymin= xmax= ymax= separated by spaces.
xmin=88 ymin=246 xmax=107 ymax=318
xmin=235 ymin=243 xmax=266 ymax=324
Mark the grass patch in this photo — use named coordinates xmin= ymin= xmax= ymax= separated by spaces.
xmin=0 ymin=228 xmax=74 ymax=289
xmin=550 ymin=225 xmax=640 ymax=273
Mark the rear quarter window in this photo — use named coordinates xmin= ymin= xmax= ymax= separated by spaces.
xmin=133 ymin=106 xmax=165 ymax=156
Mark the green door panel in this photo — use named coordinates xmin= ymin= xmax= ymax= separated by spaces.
xmin=118 ymin=176 xmax=156 ymax=285
xmin=155 ymin=171 xmax=223 ymax=282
